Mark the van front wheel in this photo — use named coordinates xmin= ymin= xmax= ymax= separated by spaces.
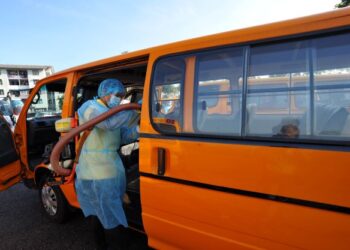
xmin=39 ymin=185 xmax=69 ymax=223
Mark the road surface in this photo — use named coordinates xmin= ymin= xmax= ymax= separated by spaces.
xmin=0 ymin=183 xmax=149 ymax=249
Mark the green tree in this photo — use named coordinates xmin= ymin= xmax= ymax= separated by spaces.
xmin=335 ymin=0 xmax=350 ymax=8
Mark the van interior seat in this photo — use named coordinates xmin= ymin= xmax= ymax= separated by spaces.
xmin=26 ymin=116 xmax=61 ymax=169
xmin=314 ymin=104 xmax=349 ymax=135
xmin=197 ymin=111 xmax=241 ymax=135
xmin=247 ymin=103 xmax=349 ymax=137
xmin=27 ymin=116 xmax=61 ymax=149
xmin=248 ymin=114 xmax=303 ymax=136
xmin=342 ymin=115 xmax=350 ymax=136
xmin=298 ymin=104 xmax=349 ymax=136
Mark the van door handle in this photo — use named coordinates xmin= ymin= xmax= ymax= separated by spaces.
xmin=158 ymin=148 xmax=166 ymax=175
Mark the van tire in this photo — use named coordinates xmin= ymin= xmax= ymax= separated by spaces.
xmin=39 ymin=185 xmax=69 ymax=223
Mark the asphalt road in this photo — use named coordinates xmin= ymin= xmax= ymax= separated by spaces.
xmin=0 ymin=183 xmax=149 ymax=250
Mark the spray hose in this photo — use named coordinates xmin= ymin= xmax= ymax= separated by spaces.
xmin=50 ymin=103 xmax=141 ymax=178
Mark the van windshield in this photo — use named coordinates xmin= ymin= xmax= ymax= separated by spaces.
xmin=27 ymin=83 xmax=65 ymax=119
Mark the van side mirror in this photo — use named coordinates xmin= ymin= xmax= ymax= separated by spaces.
xmin=32 ymin=92 xmax=40 ymax=104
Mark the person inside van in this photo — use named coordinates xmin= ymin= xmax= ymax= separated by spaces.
xmin=279 ymin=124 xmax=300 ymax=138
xmin=75 ymin=79 xmax=139 ymax=250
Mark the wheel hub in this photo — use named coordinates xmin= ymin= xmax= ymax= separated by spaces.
xmin=41 ymin=186 xmax=58 ymax=216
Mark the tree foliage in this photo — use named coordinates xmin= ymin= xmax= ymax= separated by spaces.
xmin=335 ymin=0 xmax=350 ymax=8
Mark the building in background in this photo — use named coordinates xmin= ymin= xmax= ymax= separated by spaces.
xmin=0 ymin=64 xmax=54 ymax=100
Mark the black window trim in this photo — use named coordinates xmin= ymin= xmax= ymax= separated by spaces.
xmin=241 ymin=46 xmax=250 ymax=136
xmin=308 ymin=39 xmax=316 ymax=136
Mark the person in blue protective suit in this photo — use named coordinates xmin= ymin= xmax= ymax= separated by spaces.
xmin=75 ymin=78 xmax=139 ymax=250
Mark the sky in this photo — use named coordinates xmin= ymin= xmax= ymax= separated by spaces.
xmin=0 ymin=0 xmax=341 ymax=72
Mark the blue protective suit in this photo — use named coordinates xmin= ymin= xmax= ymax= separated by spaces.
xmin=75 ymin=99 xmax=139 ymax=229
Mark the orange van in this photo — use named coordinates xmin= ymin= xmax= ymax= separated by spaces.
xmin=1 ymin=8 xmax=350 ymax=249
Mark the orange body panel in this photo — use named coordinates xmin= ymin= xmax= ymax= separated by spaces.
xmin=183 ymin=56 xmax=196 ymax=132
xmin=60 ymin=183 xmax=79 ymax=208
xmin=139 ymin=138 xmax=350 ymax=208
xmin=0 ymin=160 xmax=21 ymax=191
xmin=139 ymin=137 xmax=350 ymax=249
xmin=141 ymin=178 xmax=350 ymax=250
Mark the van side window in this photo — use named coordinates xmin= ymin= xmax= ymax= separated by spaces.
xmin=247 ymin=41 xmax=309 ymax=137
xmin=151 ymin=57 xmax=185 ymax=133
xmin=247 ymin=33 xmax=350 ymax=140
xmin=312 ymin=33 xmax=350 ymax=139
xmin=195 ymin=47 xmax=244 ymax=135
xmin=150 ymin=32 xmax=349 ymax=142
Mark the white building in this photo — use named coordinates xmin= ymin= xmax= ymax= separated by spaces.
xmin=0 ymin=64 xmax=54 ymax=100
